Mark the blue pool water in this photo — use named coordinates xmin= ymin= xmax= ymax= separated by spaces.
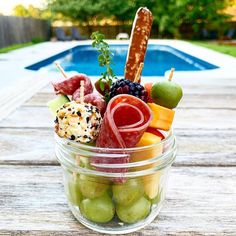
xmin=26 ymin=44 xmax=218 ymax=76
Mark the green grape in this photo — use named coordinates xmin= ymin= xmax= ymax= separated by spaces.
xmin=116 ymin=197 xmax=151 ymax=224
xmin=65 ymin=174 xmax=82 ymax=206
xmin=78 ymin=174 xmax=109 ymax=199
xmin=80 ymin=193 xmax=115 ymax=223
xmin=112 ymin=179 xmax=144 ymax=206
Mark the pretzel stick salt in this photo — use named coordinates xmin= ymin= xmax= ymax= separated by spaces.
xmin=124 ymin=7 xmax=153 ymax=82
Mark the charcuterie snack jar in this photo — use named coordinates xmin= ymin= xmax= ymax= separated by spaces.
xmin=55 ymin=128 xmax=176 ymax=234
xmin=47 ymin=6 xmax=183 ymax=235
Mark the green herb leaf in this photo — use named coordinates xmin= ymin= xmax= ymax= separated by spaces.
xmin=91 ymin=31 xmax=116 ymax=94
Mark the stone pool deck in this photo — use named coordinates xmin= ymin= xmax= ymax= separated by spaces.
xmin=0 ymin=40 xmax=236 ymax=235
xmin=1 ymin=39 xmax=236 ymax=121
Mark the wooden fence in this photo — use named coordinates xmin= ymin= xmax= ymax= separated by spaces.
xmin=52 ymin=25 xmax=159 ymax=39
xmin=0 ymin=16 xmax=51 ymax=48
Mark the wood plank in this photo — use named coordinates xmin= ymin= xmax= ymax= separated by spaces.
xmin=24 ymin=92 xmax=55 ymax=107
xmin=0 ymin=128 xmax=236 ymax=166
xmin=0 ymin=106 xmax=235 ymax=130
xmin=0 ymin=128 xmax=55 ymax=165
xmin=0 ymin=165 xmax=235 ymax=235
xmin=24 ymin=92 xmax=236 ymax=109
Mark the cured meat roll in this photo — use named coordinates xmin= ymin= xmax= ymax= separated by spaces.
xmin=96 ymin=94 xmax=152 ymax=148
xmin=52 ymin=74 xmax=93 ymax=95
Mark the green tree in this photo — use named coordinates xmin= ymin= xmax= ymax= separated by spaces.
xmin=13 ymin=5 xmax=29 ymax=17
xmin=13 ymin=4 xmax=53 ymax=20
xmin=152 ymin=0 xmax=232 ymax=38
xmin=47 ymin=0 xmax=233 ymax=38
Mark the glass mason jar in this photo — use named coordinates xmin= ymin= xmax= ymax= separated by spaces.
xmin=55 ymin=130 xmax=177 ymax=234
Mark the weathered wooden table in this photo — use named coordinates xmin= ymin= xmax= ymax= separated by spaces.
xmin=0 ymin=78 xmax=236 ymax=235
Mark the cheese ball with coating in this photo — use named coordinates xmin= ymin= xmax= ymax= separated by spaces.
xmin=55 ymin=101 xmax=102 ymax=143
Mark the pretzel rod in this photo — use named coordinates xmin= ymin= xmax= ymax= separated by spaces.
xmin=124 ymin=7 xmax=153 ymax=82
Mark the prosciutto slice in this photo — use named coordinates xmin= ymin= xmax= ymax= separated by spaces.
xmin=52 ymin=74 xmax=93 ymax=95
xmin=96 ymin=94 xmax=152 ymax=148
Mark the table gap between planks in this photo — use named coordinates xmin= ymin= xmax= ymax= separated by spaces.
xmin=0 ymin=80 xmax=236 ymax=236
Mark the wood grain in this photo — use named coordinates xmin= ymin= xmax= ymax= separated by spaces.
xmin=0 ymin=165 xmax=235 ymax=235
xmin=24 ymin=92 xmax=236 ymax=109
xmin=1 ymin=78 xmax=236 ymax=235
xmin=0 ymin=128 xmax=236 ymax=166
xmin=1 ymin=106 xmax=235 ymax=130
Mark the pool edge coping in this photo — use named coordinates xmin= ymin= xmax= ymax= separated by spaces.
xmin=1 ymin=39 xmax=236 ymax=122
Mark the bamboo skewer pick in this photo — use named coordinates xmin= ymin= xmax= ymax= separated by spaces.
xmin=168 ymin=68 xmax=175 ymax=81
xmin=54 ymin=61 xmax=80 ymax=179
xmin=80 ymin=80 xmax=85 ymax=104
xmin=54 ymin=61 xmax=68 ymax=79
xmin=134 ymin=62 xmax=144 ymax=83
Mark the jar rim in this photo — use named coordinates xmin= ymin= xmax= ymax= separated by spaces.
xmin=54 ymin=129 xmax=173 ymax=152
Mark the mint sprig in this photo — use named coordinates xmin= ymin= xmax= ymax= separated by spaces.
xmin=91 ymin=32 xmax=116 ymax=94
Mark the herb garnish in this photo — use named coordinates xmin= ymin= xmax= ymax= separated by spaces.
xmin=91 ymin=32 xmax=116 ymax=94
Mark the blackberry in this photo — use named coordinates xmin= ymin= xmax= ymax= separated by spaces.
xmin=109 ymin=79 xmax=148 ymax=102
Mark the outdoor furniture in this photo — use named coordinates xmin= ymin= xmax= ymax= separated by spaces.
xmin=71 ymin=27 xmax=87 ymax=40
xmin=0 ymin=78 xmax=235 ymax=235
xmin=116 ymin=33 xmax=129 ymax=40
xmin=201 ymin=28 xmax=218 ymax=39
xmin=218 ymin=29 xmax=235 ymax=45
xmin=55 ymin=27 xmax=72 ymax=41
xmin=222 ymin=28 xmax=235 ymax=40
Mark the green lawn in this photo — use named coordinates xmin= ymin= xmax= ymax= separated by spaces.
xmin=0 ymin=42 xmax=39 ymax=53
xmin=190 ymin=41 xmax=236 ymax=58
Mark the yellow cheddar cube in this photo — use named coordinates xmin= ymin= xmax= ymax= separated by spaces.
xmin=133 ymin=132 xmax=162 ymax=164
xmin=143 ymin=171 xmax=163 ymax=199
xmin=132 ymin=132 xmax=163 ymax=199
xmin=148 ymin=103 xmax=175 ymax=131
xmin=136 ymin=132 xmax=162 ymax=147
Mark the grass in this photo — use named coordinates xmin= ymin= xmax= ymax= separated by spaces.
xmin=0 ymin=42 xmax=35 ymax=53
xmin=190 ymin=41 xmax=236 ymax=58
xmin=0 ymin=38 xmax=43 ymax=53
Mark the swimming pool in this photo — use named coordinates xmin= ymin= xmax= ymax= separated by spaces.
xmin=26 ymin=44 xmax=218 ymax=76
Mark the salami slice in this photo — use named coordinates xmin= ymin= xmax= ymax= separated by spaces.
xmin=93 ymin=95 xmax=152 ymax=183
xmin=96 ymin=94 xmax=152 ymax=148
xmin=52 ymin=74 xmax=93 ymax=95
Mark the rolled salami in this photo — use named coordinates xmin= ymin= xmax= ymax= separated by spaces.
xmin=124 ymin=7 xmax=153 ymax=82
xmin=94 ymin=94 xmax=152 ymax=183
xmin=96 ymin=94 xmax=152 ymax=148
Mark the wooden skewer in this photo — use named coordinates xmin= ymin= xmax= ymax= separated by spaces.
xmin=168 ymin=68 xmax=175 ymax=81
xmin=72 ymin=81 xmax=85 ymax=179
xmin=80 ymin=80 xmax=85 ymax=104
xmin=54 ymin=61 xmax=68 ymax=79
xmin=134 ymin=62 xmax=144 ymax=83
